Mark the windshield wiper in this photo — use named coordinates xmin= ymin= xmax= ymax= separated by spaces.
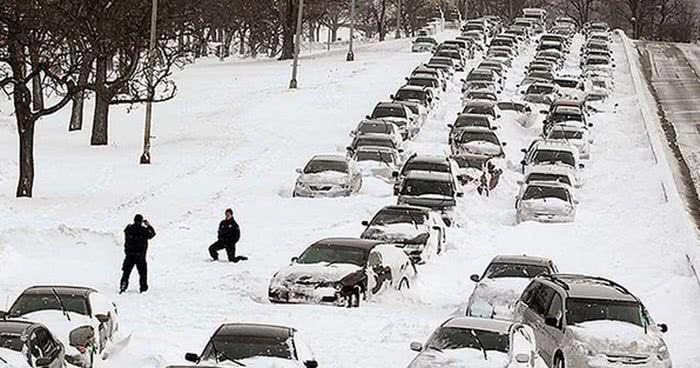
xmin=0 ymin=354 xmax=7 ymax=364
xmin=212 ymin=343 xmax=246 ymax=367
xmin=470 ymin=330 xmax=488 ymax=361
xmin=51 ymin=288 xmax=71 ymax=322
xmin=426 ymin=345 xmax=443 ymax=353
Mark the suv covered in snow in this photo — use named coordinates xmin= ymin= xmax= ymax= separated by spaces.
xmin=396 ymin=171 xmax=462 ymax=226
xmin=360 ymin=205 xmax=447 ymax=263
xmin=514 ymin=274 xmax=671 ymax=368
xmin=368 ymin=102 xmax=417 ymax=140
xmin=392 ymin=154 xmax=460 ymax=194
xmin=293 ymin=155 xmax=362 ymax=198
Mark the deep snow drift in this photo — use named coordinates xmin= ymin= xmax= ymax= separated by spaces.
xmin=1 ymin=32 xmax=700 ymax=367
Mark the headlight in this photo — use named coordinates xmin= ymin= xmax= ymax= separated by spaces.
xmin=657 ymin=344 xmax=670 ymax=361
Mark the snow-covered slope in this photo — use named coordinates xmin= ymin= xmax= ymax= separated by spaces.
xmin=0 ymin=31 xmax=699 ymax=368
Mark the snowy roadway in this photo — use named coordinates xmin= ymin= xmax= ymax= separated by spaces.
xmin=1 ymin=33 xmax=700 ymax=367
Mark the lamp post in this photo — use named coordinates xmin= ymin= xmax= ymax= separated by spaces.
xmin=289 ymin=0 xmax=305 ymax=89
xmin=631 ymin=16 xmax=638 ymax=39
xmin=396 ymin=0 xmax=402 ymax=39
xmin=347 ymin=0 xmax=355 ymax=61
xmin=140 ymin=0 xmax=158 ymax=165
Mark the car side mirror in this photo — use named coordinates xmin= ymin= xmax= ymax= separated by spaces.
xmin=491 ymin=126 xmax=498 ymax=131
xmin=521 ymin=148 xmax=527 ymax=153
xmin=295 ymin=168 xmax=302 ymax=174
xmin=520 ymin=90 xmax=525 ymax=94
xmin=398 ymin=149 xmax=404 ymax=153
xmin=501 ymin=142 xmax=507 ymax=146
xmin=588 ymin=123 xmax=594 ymax=127
xmin=497 ymin=114 xmax=502 ymax=119
xmin=35 ymin=358 xmax=53 ymax=367
xmin=0 ymin=311 xmax=6 ymax=319
xmin=545 ymin=316 xmax=560 ymax=328
xmin=432 ymin=226 xmax=441 ymax=231
xmin=390 ymin=94 xmax=395 ymax=99
xmin=365 ymin=115 xmax=371 ymax=119
xmin=410 ymin=342 xmax=423 ymax=352
xmin=447 ymin=124 xmax=453 ymax=128
xmin=658 ymin=323 xmax=669 ymax=333
xmin=520 ymin=160 xmax=527 ymax=166
xmin=470 ymin=274 xmax=480 ymax=282
xmin=291 ymin=256 xmax=299 ymax=263
xmin=515 ymin=353 xmax=530 ymax=364
xmin=361 ymin=220 xmax=369 ymax=226
xmin=185 ymin=353 xmax=200 ymax=363
xmin=456 ymin=192 xmax=465 ymax=198
xmin=305 ymin=360 xmax=319 ymax=368
xmin=95 ymin=314 xmax=109 ymax=324
xmin=346 ymin=146 xmax=354 ymax=152
xmin=579 ymin=163 xmax=585 ymax=169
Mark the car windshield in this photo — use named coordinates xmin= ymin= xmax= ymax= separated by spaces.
xmin=549 ymin=129 xmax=584 ymax=140
xmin=401 ymin=179 xmax=454 ymax=197
xmin=0 ymin=333 xmax=24 ymax=352
xmin=485 ymin=262 xmax=550 ymax=279
xmin=356 ymin=150 xmax=395 ymax=163
xmin=587 ymin=58 xmax=609 ymax=65
xmin=415 ymin=37 xmax=435 ymax=44
xmin=359 ymin=123 xmax=392 ymax=135
xmin=526 ymin=173 xmax=571 ymax=186
xmin=497 ymin=102 xmax=528 ymax=112
xmin=467 ymin=72 xmax=493 ymax=81
xmin=9 ymin=292 xmax=89 ymax=317
xmin=463 ymin=106 xmax=494 ymax=116
xmin=533 ymin=149 xmax=575 ymax=167
xmin=372 ymin=106 xmax=406 ymax=119
xmin=555 ymin=79 xmax=579 ymax=88
xmin=408 ymin=78 xmax=437 ymax=88
xmin=371 ymin=209 xmax=427 ymax=226
xmin=455 ymin=116 xmax=490 ymax=128
xmin=458 ymin=131 xmax=499 ymax=145
xmin=429 ymin=58 xmax=452 ymax=66
xmin=395 ymin=89 xmax=426 ymax=101
xmin=355 ymin=137 xmax=395 ymax=149
xmin=427 ymin=327 xmax=509 ymax=353
xmin=202 ymin=335 xmax=293 ymax=362
xmin=303 ymin=160 xmax=348 ymax=174
xmin=403 ymin=160 xmax=449 ymax=174
xmin=566 ymin=298 xmax=643 ymax=327
xmin=527 ymin=85 xmax=554 ymax=94
xmin=468 ymin=93 xmax=496 ymax=101
xmin=297 ymin=245 xmax=368 ymax=267
xmin=551 ymin=112 xmax=583 ymax=123
xmin=529 ymin=72 xmax=553 ymax=80
xmin=522 ymin=185 xmax=570 ymax=201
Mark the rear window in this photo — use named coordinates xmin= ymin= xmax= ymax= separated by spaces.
xmin=485 ymin=262 xmax=550 ymax=279
xmin=372 ymin=105 xmax=406 ymax=119
xmin=566 ymin=299 xmax=643 ymax=327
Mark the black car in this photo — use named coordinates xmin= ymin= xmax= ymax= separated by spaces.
xmin=183 ymin=323 xmax=318 ymax=368
xmin=0 ymin=320 xmax=65 ymax=368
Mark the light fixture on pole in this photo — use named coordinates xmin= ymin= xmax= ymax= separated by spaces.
xmin=289 ymin=0 xmax=305 ymax=89
xmin=347 ymin=0 xmax=356 ymax=61
xmin=140 ymin=0 xmax=158 ymax=165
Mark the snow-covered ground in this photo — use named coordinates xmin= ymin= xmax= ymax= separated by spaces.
xmin=1 ymin=30 xmax=700 ymax=368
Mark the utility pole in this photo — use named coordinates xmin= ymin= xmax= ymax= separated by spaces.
xmin=396 ymin=0 xmax=402 ymax=39
xmin=140 ymin=0 xmax=158 ymax=165
xmin=289 ymin=0 xmax=305 ymax=89
xmin=347 ymin=0 xmax=355 ymax=61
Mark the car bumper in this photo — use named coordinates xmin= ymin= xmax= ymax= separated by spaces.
xmin=294 ymin=185 xmax=352 ymax=198
xmin=517 ymin=209 xmax=575 ymax=223
xmin=583 ymin=354 xmax=671 ymax=368
xmin=268 ymin=286 xmax=347 ymax=306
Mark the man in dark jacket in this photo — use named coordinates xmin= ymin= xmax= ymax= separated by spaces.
xmin=209 ymin=208 xmax=241 ymax=262
xmin=120 ymin=214 xmax=156 ymax=294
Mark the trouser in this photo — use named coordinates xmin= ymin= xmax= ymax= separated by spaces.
xmin=120 ymin=253 xmax=148 ymax=292
xmin=209 ymin=240 xmax=236 ymax=261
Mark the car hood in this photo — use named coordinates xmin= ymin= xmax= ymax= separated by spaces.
xmin=272 ymin=262 xmax=363 ymax=286
xmin=569 ymin=321 xmax=662 ymax=355
xmin=362 ymin=224 xmax=428 ymax=242
xmin=0 ymin=348 xmax=30 ymax=368
xmin=202 ymin=357 xmax=302 ymax=368
xmin=20 ymin=311 xmax=93 ymax=345
xmin=458 ymin=141 xmax=502 ymax=156
xmin=298 ymin=171 xmax=349 ymax=185
xmin=469 ymin=278 xmax=531 ymax=319
xmin=408 ymin=349 xmax=509 ymax=368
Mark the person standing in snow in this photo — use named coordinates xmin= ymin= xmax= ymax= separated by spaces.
xmin=120 ymin=214 xmax=156 ymax=294
xmin=209 ymin=208 xmax=241 ymax=262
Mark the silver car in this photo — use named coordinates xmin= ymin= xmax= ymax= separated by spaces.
xmin=515 ymin=181 xmax=577 ymax=223
xmin=514 ymin=274 xmax=671 ymax=368
xmin=293 ymin=155 xmax=361 ymax=198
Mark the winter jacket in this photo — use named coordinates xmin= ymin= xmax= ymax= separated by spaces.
xmin=124 ymin=223 xmax=156 ymax=254
xmin=218 ymin=218 xmax=240 ymax=244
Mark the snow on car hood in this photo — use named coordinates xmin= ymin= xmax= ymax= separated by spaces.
xmin=408 ymin=349 xmax=509 ymax=368
xmin=469 ymin=278 xmax=531 ymax=320
xmin=377 ymin=117 xmax=409 ymax=126
xmin=20 ymin=310 xmax=93 ymax=345
xmin=460 ymin=141 xmax=502 ymax=156
xmin=401 ymin=195 xmax=456 ymax=209
xmin=522 ymin=197 xmax=571 ymax=212
xmin=210 ymin=356 xmax=303 ymax=368
xmin=363 ymin=223 xmax=426 ymax=242
xmin=298 ymin=171 xmax=349 ymax=185
xmin=569 ymin=320 xmax=661 ymax=354
xmin=0 ymin=348 xmax=30 ymax=368
xmin=273 ymin=262 xmax=362 ymax=285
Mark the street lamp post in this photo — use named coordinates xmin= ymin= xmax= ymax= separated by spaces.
xmin=347 ymin=0 xmax=355 ymax=61
xmin=289 ymin=0 xmax=305 ymax=89
xmin=140 ymin=0 xmax=158 ymax=165
xmin=631 ymin=17 xmax=638 ymax=39
xmin=396 ymin=0 xmax=402 ymax=39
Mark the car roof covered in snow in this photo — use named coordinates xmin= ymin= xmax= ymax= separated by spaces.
xmin=542 ymin=274 xmax=639 ymax=302
xmin=404 ymin=171 xmax=453 ymax=182
xmin=356 ymin=146 xmax=394 ymax=153
xmin=533 ymin=140 xmax=578 ymax=153
xmin=215 ymin=323 xmax=293 ymax=339
xmin=21 ymin=285 xmax=96 ymax=297
xmin=463 ymin=99 xmax=496 ymax=108
xmin=311 ymin=238 xmax=383 ymax=251
xmin=310 ymin=154 xmax=346 ymax=162
xmin=491 ymin=255 xmax=552 ymax=266
xmin=525 ymin=165 xmax=576 ymax=176
xmin=441 ymin=317 xmax=512 ymax=334
xmin=397 ymin=85 xmax=429 ymax=92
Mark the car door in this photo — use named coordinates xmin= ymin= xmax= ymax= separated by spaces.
xmin=541 ymin=292 xmax=565 ymax=364
xmin=367 ymin=250 xmax=391 ymax=295
xmin=30 ymin=327 xmax=63 ymax=368
xmin=531 ymin=286 xmax=557 ymax=364
xmin=518 ymin=283 xmax=554 ymax=361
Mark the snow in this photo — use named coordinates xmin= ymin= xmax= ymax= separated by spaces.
xmin=407 ymin=349 xmax=509 ymax=368
xmin=0 ymin=348 xmax=29 ymax=368
xmin=468 ymin=278 xmax=531 ymax=320
xmin=569 ymin=320 xmax=661 ymax=354
xmin=0 ymin=28 xmax=699 ymax=368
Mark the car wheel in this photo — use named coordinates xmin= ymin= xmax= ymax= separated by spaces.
xmin=398 ymin=277 xmax=410 ymax=291
xmin=554 ymin=354 xmax=565 ymax=368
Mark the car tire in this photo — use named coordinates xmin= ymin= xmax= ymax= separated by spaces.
xmin=398 ymin=277 xmax=410 ymax=291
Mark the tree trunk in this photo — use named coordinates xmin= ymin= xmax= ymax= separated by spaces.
xmin=90 ymin=56 xmax=110 ymax=146
xmin=16 ymin=119 xmax=35 ymax=198
xmin=69 ymin=65 xmax=90 ymax=131
xmin=279 ymin=0 xmax=296 ymax=60
xmin=29 ymin=50 xmax=44 ymax=112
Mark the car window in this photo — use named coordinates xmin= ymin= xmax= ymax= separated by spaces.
xmin=547 ymin=293 xmax=564 ymax=326
xmin=368 ymin=251 xmax=383 ymax=268
xmin=529 ymin=284 xmax=556 ymax=316
xmin=0 ymin=332 xmax=24 ymax=352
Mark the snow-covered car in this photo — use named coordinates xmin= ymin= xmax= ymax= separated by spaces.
xmin=515 ymin=181 xmax=578 ymax=223
xmin=585 ymin=88 xmax=613 ymax=111
xmin=268 ymin=238 xmax=416 ymax=307
xmin=462 ymin=81 xmax=500 ymax=94
xmin=545 ymin=123 xmax=593 ymax=159
xmin=353 ymin=146 xmax=400 ymax=180
xmin=522 ymin=83 xmax=560 ymax=105
xmin=435 ymin=49 xmax=466 ymax=71
xmin=392 ymin=154 xmax=460 ymax=194
xmin=391 ymin=85 xmax=434 ymax=116
xmin=466 ymin=255 xmax=559 ymax=320
xmin=451 ymin=127 xmax=506 ymax=169
xmin=412 ymin=37 xmax=438 ymax=52
xmin=514 ymin=274 xmax=672 ymax=368
xmin=463 ymin=91 xmax=498 ymax=103
xmin=518 ymin=165 xmax=579 ymax=191
xmin=361 ymin=205 xmax=447 ymax=263
xmin=582 ymin=55 xmax=614 ymax=75
xmin=397 ymin=171 xmax=463 ymax=226
xmin=407 ymin=317 xmax=545 ymax=368
xmin=542 ymin=104 xmax=591 ymax=137
xmin=0 ymin=321 xmax=65 ymax=368
xmin=449 ymin=114 xmax=497 ymax=146
xmin=368 ymin=102 xmax=418 ymax=140
xmin=182 ymin=323 xmax=318 ymax=368
xmin=461 ymin=100 xmax=500 ymax=120
xmin=350 ymin=120 xmax=403 ymax=147
xmin=521 ymin=141 xmax=584 ymax=185
xmin=553 ymin=77 xmax=585 ymax=100
xmin=293 ymin=155 xmax=362 ymax=198
xmin=465 ymin=68 xmax=500 ymax=88
xmin=406 ymin=74 xmax=442 ymax=96
xmin=2 ymin=286 xmax=119 ymax=368
xmin=348 ymin=133 xmax=403 ymax=154
xmin=519 ymin=71 xmax=554 ymax=89
xmin=426 ymin=56 xmax=456 ymax=75
xmin=496 ymin=101 xmax=535 ymax=127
